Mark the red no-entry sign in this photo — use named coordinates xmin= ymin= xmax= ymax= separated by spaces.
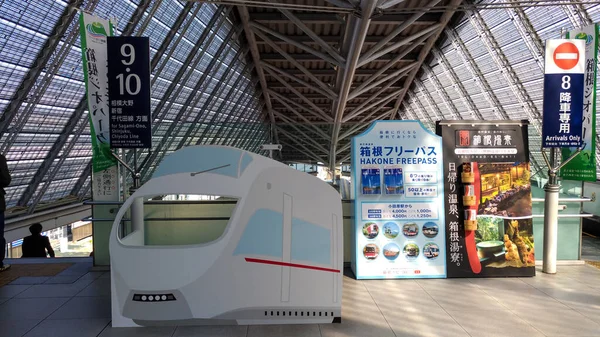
xmin=553 ymin=42 xmax=580 ymax=70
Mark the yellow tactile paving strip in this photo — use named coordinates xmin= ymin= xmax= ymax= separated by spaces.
xmin=0 ymin=263 xmax=73 ymax=287
xmin=585 ymin=260 xmax=600 ymax=270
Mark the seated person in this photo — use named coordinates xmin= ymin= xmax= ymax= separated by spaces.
xmin=21 ymin=223 xmax=55 ymax=258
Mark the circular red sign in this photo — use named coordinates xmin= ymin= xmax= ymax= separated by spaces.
xmin=553 ymin=42 xmax=580 ymax=70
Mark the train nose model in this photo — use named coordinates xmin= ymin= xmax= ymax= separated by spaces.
xmin=109 ymin=146 xmax=343 ymax=327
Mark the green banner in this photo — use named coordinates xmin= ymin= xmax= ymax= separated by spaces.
xmin=79 ymin=13 xmax=117 ymax=173
xmin=561 ymin=24 xmax=598 ymax=181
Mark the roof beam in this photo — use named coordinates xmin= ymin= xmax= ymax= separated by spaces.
xmin=250 ymin=21 xmax=343 ymax=67
xmin=391 ymin=0 xmax=462 ymax=119
xmin=358 ymin=23 xmax=441 ymax=67
xmin=329 ymin=0 xmax=377 ymax=175
xmin=271 ymin=112 xmax=330 ymax=154
xmin=268 ymin=90 xmax=331 ymax=139
xmin=360 ymin=0 xmax=441 ymax=64
xmin=274 ymin=4 xmax=345 ymax=64
xmin=238 ymin=6 xmax=279 ymax=144
xmin=263 ymin=67 xmax=333 ymax=122
xmin=248 ymin=12 xmax=440 ymax=24
xmin=254 ymin=34 xmax=427 ymax=45
xmin=253 ymin=28 xmax=337 ymax=96
xmin=261 ymin=52 xmax=418 ymax=61
xmin=260 ymin=62 xmax=337 ymax=99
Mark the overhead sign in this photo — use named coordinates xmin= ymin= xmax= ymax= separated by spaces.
xmin=542 ymin=39 xmax=585 ymax=148
xmin=107 ymin=36 xmax=152 ymax=148
xmin=351 ymin=121 xmax=446 ymax=280
xmin=561 ymin=25 xmax=598 ymax=181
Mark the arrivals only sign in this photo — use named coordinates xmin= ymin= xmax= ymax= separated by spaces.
xmin=542 ymin=39 xmax=585 ymax=148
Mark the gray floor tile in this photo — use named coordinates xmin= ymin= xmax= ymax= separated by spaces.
xmin=99 ymin=326 xmax=176 ymax=337
xmin=247 ymin=324 xmax=319 ymax=337
xmin=521 ymin=274 xmax=594 ymax=290
xmin=78 ymin=271 xmax=105 ymax=281
xmin=386 ymin=308 xmax=469 ymax=337
xmin=569 ymin=304 xmax=600 ymax=325
xmin=23 ymin=318 xmax=110 ymax=337
xmin=99 ymin=272 xmax=111 ymax=279
xmin=2 ymin=319 xmax=41 ymax=337
xmin=175 ymin=326 xmax=248 ymax=337
xmin=485 ymin=287 xmax=570 ymax=311
xmin=517 ymin=308 xmax=600 ymax=336
xmin=320 ymin=318 xmax=396 ymax=337
xmin=425 ymin=289 xmax=506 ymax=313
xmin=47 ymin=296 xmax=111 ymax=319
xmin=0 ymin=297 xmax=69 ymax=320
xmin=450 ymin=309 xmax=543 ymax=337
xmin=16 ymin=278 xmax=94 ymax=298
xmin=415 ymin=277 xmax=479 ymax=291
xmin=10 ymin=276 xmax=50 ymax=285
xmin=538 ymin=287 xmax=600 ymax=307
xmin=468 ymin=277 xmax=534 ymax=291
xmin=368 ymin=288 xmax=441 ymax=313
xmin=365 ymin=279 xmax=423 ymax=292
xmin=77 ymin=278 xmax=111 ymax=297
xmin=44 ymin=274 xmax=82 ymax=284
xmin=0 ymin=297 xmax=8 ymax=305
xmin=0 ymin=284 xmax=31 ymax=298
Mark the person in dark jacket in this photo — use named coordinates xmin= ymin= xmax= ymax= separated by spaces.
xmin=0 ymin=153 xmax=10 ymax=271
xmin=21 ymin=223 xmax=55 ymax=258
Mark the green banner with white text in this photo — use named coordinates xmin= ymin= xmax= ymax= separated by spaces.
xmin=80 ymin=13 xmax=119 ymax=200
xmin=561 ymin=24 xmax=598 ymax=181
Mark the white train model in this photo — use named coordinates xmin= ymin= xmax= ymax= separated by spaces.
xmin=109 ymin=146 xmax=343 ymax=327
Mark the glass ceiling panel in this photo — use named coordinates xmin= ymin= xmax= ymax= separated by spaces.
xmin=0 ymin=0 xmax=267 ymax=209
xmin=400 ymin=0 xmax=600 ymax=178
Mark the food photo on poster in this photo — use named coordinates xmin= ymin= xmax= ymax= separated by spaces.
xmin=351 ymin=120 xmax=446 ymax=279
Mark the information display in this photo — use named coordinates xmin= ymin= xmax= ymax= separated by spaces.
xmin=107 ymin=36 xmax=152 ymax=148
xmin=351 ymin=121 xmax=446 ymax=279
xmin=437 ymin=121 xmax=535 ymax=278
xmin=542 ymin=39 xmax=585 ymax=148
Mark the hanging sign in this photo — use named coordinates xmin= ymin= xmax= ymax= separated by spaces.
xmin=437 ymin=120 xmax=535 ymax=278
xmin=79 ymin=13 xmax=119 ymax=201
xmin=351 ymin=121 xmax=446 ymax=280
xmin=561 ymin=25 xmax=598 ymax=181
xmin=107 ymin=36 xmax=152 ymax=148
xmin=542 ymin=39 xmax=585 ymax=148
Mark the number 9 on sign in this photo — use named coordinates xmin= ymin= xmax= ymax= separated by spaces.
xmin=116 ymin=44 xmax=141 ymax=96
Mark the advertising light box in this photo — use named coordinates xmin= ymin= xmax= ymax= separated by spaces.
xmin=436 ymin=120 xmax=535 ymax=278
xmin=351 ymin=121 xmax=446 ymax=279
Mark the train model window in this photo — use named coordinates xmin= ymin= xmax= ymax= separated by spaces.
xmin=117 ymin=194 xmax=238 ymax=247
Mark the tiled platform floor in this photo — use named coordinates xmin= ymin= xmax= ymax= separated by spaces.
xmin=0 ymin=259 xmax=599 ymax=337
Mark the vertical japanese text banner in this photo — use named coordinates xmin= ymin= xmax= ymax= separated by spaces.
xmin=561 ymin=25 xmax=598 ymax=181
xmin=79 ymin=13 xmax=119 ymax=201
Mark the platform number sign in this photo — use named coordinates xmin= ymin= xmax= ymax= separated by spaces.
xmin=107 ymin=36 xmax=152 ymax=149
xmin=542 ymin=39 xmax=585 ymax=148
